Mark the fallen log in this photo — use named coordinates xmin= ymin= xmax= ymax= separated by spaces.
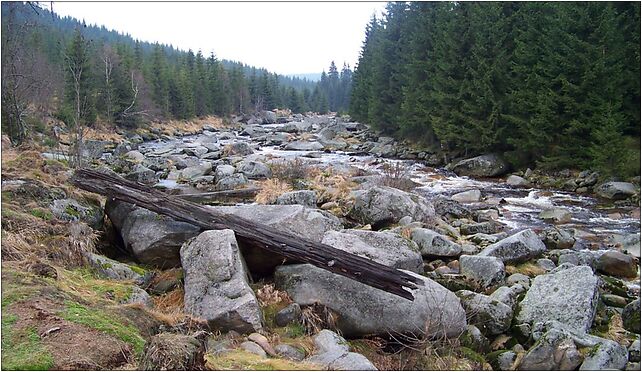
xmin=72 ymin=168 xmax=422 ymax=300
xmin=177 ymin=187 xmax=260 ymax=204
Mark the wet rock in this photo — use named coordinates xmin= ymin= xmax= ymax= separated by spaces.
xmin=506 ymin=175 xmax=531 ymax=187
xmin=181 ymin=230 xmax=262 ymax=333
xmin=275 ymin=303 xmax=301 ymax=327
xmin=410 ymin=228 xmax=462 ymax=257
xmin=516 ymin=265 xmax=599 ymax=334
xmin=275 ymin=264 xmax=466 ymax=338
xmin=622 ymin=299 xmax=640 ymax=334
xmin=597 ymin=250 xmax=638 ymax=278
xmin=141 ymin=333 xmax=204 ymax=370
xmin=215 ymin=173 xmax=249 ymax=191
xmin=275 ymin=344 xmax=305 ymax=361
xmin=451 ymin=154 xmax=509 ymax=177
xmin=236 ymin=160 xmax=271 ymax=179
xmin=518 ymin=328 xmax=582 ymax=370
xmin=276 ymin=190 xmax=317 ymax=208
xmin=456 ymin=290 xmax=513 ymax=336
xmin=595 ymin=182 xmax=637 ymax=200
xmin=240 ymin=341 xmax=267 ymax=357
xmin=349 ymin=186 xmax=435 ymax=229
xmin=285 ymin=141 xmax=324 ymax=151
xmin=86 ymin=252 xmax=142 ymax=281
xmin=323 ymin=230 xmax=423 ymax=273
xmin=459 ymin=255 xmax=505 ymax=289
xmin=451 ymin=189 xmax=481 ymax=203
xmin=106 ymin=199 xmax=201 ymax=268
xmin=50 ymin=198 xmax=104 ymax=229
xmin=542 ymin=227 xmax=576 ymax=250
xmin=539 ymin=208 xmax=572 ymax=224
xmin=479 ymin=229 xmax=546 ymax=264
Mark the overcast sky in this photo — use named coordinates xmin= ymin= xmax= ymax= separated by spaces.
xmin=50 ymin=1 xmax=387 ymax=75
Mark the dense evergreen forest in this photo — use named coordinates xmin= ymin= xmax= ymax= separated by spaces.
xmin=351 ymin=2 xmax=641 ymax=178
xmin=1 ymin=2 xmax=352 ymax=144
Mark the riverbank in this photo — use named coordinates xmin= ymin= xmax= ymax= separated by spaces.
xmin=1 ymin=112 xmax=640 ymax=370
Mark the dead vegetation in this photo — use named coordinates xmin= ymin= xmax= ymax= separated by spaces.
xmin=254 ymin=179 xmax=292 ymax=204
xmin=379 ymin=161 xmax=419 ymax=192
xmin=149 ymin=115 xmax=224 ymax=136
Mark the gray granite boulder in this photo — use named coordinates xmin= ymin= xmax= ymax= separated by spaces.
xmin=322 ymin=230 xmax=423 ymax=273
xmin=285 ymin=141 xmax=324 ymax=151
xmin=479 ymin=229 xmax=546 ymax=264
xmin=236 ymin=160 xmax=271 ymax=179
xmin=275 ymin=264 xmax=466 ymax=338
xmin=516 ymin=265 xmax=599 ymax=334
xmin=595 ymin=182 xmax=637 ymax=200
xmin=86 ymin=252 xmax=142 ymax=281
xmin=459 ymin=255 xmax=505 ymax=289
xmin=456 ymin=290 xmax=513 ymax=336
xmin=518 ymin=328 xmax=582 ymax=370
xmin=276 ymin=190 xmax=317 ymax=208
xmin=452 ymin=154 xmax=509 ymax=177
xmin=410 ymin=228 xmax=462 ymax=257
xmin=306 ymin=330 xmax=377 ymax=371
xmin=181 ymin=230 xmax=262 ymax=333
xmin=349 ymin=186 xmax=435 ymax=228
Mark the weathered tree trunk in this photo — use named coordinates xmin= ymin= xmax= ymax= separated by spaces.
xmin=177 ymin=187 xmax=260 ymax=204
xmin=72 ymin=168 xmax=422 ymax=300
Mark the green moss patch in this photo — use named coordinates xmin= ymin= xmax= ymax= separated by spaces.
xmin=1 ymin=313 xmax=55 ymax=370
xmin=59 ymin=301 xmax=145 ymax=355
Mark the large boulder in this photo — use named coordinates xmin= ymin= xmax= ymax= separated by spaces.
xmin=212 ymin=204 xmax=342 ymax=275
xmin=225 ymin=142 xmax=254 ymax=156
xmin=275 ymin=264 xmax=467 ymax=339
xmin=478 ymin=229 xmax=546 ymax=264
xmin=181 ymin=230 xmax=262 ymax=333
xmin=50 ymin=198 xmax=104 ymax=229
xmin=517 ymin=328 xmax=583 ymax=370
xmin=595 ymin=182 xmax=637 ymax=200
xmin=349 ymin=186 xmax=435 ymax=229
xmin=622 ymin=299 xmax=640 ymax=334
xmin=180 ymin=162 xmax=213 ymax=181
xmin=284 ymin=141 xmax=324 ymax=151
xmin=106 ymin=199 xmax=201 ymax=268
xmin=322 ymin=230 xmax=423 ymax=273
xmin=275 ymin=190 xmax=317 ymax=208
xmin=236 ymin=160 xmax=271 ymax=180
xmin=215 ymin=173 xmax=249 ymax=191
xmin=451 ymin=189 xmax=481 ymax=203
xmin=410 ymin=228 xmax=462 ymax=257
xmin=456 ymin=290 xmax=513 ymax=336
xmin=85 ymin=253 xmax=142 ymax=281
xmin=451 ymin=154 xmax=509 ymax=178
xmin=516 ymin=265 xmax=599 ymax=334
xmin=459 ymin=255 xmax=505 ymax=289
xmin=596 ymin=250 xmax=638 ymax=278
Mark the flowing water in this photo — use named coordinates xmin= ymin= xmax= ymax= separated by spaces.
xmin=140 ymin=129 xmax=640 ymax=243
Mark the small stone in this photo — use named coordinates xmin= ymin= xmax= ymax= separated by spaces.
xmin=539 ymin=208 xmax=572 ymax=224
xmin=240 ymin=341 xmax=267 ymax=357
xmin=536 ymin=258 xmax=556 ymax=271
xmin=629 ymin=339 xmax=640 ymax=362
xmin=506 ymin=273 xmax=530 ymax=289
xmin=275 ymin=344 xmax=305 ymax=361
xmin=276 ymin=303 xmax=301 ymax=327
xmin=459 ymin=255 xmax=505 ymax=289
xmin=602 ymin=294 xmax=628 ymax=308
xmin=248 ymin=333 xmax=276 ymax=356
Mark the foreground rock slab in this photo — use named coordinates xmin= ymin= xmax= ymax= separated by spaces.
xmin=275 ymin=264 xmax=466 ymax=338
xmin=181 ymin=230 xmax=262 ymax=333
xmin=516 ymin=265 xmax=599 ymax=334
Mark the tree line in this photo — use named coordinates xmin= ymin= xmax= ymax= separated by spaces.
xmin=351 ymin=2 xmax=640 ymax=178
xmin=1 ymin=2 xmax=353 ymax=145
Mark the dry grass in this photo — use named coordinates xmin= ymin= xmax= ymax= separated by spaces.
xmin=204 ymin=349 xmax=319 ymax=370
xmin=268 ymin=158 xmax=313 ymax=185
xmin=255 ymin=179 xmax=292 ymax=204
xmin=309 ymin=170 xmax=357 ymax=216
xmin=604 ymin=313 xmax=630 ymax=346
xmin=505 ymin=262 xmax=547 ymax=277
xmin=150 ymin=115 xmax=225 ymax=136
xmin=300 ymin=304 xmax=340 ymax=335
xmin=379 ymin=161 xmax=418 ymax=192
xmin=255 ymin=283 xmax=291 ymax=307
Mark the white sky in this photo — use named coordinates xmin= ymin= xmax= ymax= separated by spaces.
xmin=49 ymin=1 xmax=387 ymax=75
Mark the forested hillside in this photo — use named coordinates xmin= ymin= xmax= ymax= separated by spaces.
xmin=1 ymin=2 xmax=351 ymax=144
xmin=351 ymin=2 xmax=641 ymax=178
